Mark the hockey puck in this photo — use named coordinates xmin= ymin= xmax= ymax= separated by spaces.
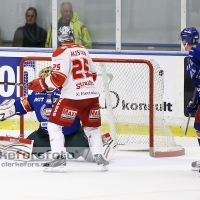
xmin=159 ymin=70 xmax=164 ymax=76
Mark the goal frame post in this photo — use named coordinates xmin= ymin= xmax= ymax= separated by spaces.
xmin=19 ymin=57 xmax=51 ymax=138
xmin=19 ymin=56 xmax=185 ymax=158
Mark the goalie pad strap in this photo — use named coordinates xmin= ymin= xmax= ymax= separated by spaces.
xmin=0 ymin=136 xmax=32 ymax=144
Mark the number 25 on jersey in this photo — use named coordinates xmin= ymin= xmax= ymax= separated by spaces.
xmin=53 ymin=64 xmax=60 ymax=70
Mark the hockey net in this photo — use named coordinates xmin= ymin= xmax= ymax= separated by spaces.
xmin=18 ymin=56 xmax=184 ymax=157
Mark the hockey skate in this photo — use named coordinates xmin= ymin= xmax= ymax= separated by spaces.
xmin=43 ymin=154 xmax=67 ymax=173
xmin=94 ymin=154 xmax=109 ymax=172
xmin=191 ymin=160 xmax=200 ymax=171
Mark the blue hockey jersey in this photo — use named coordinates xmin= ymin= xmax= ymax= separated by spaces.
xmin=14 ymin=89 xmax=81 ymax=135
xmin=187 ymin=43 xmax=200 ymax=88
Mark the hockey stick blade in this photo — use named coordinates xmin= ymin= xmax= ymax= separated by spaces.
xmin=0 ymin=82 xmax=30 ymax=86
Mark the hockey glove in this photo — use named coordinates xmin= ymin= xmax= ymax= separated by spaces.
xmin=186 ymin=88 xmax=200 ymax=114
xmin=186 ymin=98 xmax=199 ymax=114
xmin=28 ymin=77 xmax=48 ymax=92
xmin=0 ymin=99 xmax=16 ymax=121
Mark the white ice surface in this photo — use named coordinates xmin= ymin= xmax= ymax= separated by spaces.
xmin=0 ymin=133 xmax=200 ymax=200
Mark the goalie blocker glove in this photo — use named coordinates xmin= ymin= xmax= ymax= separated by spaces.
xmin=0 ymin=99 xmax=16 ymax=121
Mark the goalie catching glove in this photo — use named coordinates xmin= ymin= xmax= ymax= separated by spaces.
xmin=28 ymin=77 xmax=48 ymax=92
xmin=0 ymin=99 xmax=16 ymax=121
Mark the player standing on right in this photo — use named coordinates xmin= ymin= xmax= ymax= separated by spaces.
xmin=180 ymin=27 xmax=200 ymax=171
xmin=28 ymin=26 xmax=109 ymax=172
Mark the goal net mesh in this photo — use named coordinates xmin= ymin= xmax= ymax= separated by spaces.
xmin=17 ymin=57 xmax=184 ymax=156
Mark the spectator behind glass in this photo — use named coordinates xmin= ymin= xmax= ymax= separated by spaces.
xmin=12 ymin=7 xmax=47 ymax=47
xmin=45 ymin=2 xmax=92 ymax=49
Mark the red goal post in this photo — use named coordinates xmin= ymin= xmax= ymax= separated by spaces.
xmin=19 ymin=56 xmax=185 ymax=157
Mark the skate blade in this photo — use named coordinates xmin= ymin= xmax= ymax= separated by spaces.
xmin=101 ymin=164 xmax=108 ymax=172
xmin=43 ymin=166 xmax=67 ymax=173
xmin=191 ymin=167 xmax=200 ymax=171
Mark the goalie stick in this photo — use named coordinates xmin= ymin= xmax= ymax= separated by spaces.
xmin=0 ymin=82 xmax=30 ymax=86
xmin=185 ymin=88 xmax=197 ymax=136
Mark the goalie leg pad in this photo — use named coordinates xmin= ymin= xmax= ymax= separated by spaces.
xmin=0 ymin=99 xmax=16 ymax=121
xmin=0 ymin=136 xmax=33 ymax=161
xmin=102 ymin=133 xmax=118 ymax=161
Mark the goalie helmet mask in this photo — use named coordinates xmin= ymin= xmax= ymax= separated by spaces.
xmin=180 ymin=27 xmax=199 ymax=44
xmin=58 ymin=26 xmax=75 ymax=43
xmin=39 ymin=66 xmax=52 ymax=78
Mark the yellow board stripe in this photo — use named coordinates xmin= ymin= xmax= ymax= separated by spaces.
xmin=0 ymin=120 xmax=197 ymax=137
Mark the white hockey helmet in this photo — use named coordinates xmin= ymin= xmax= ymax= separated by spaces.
xmin=58 ymin=26 xmax=75 ymax=43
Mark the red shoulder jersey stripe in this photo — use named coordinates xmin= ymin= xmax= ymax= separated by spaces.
xmin=52 ymin=46 xmax=68 ymax=57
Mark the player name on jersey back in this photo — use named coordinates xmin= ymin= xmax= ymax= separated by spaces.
xmin=71 ymin=50 xmax=86 ymax=57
